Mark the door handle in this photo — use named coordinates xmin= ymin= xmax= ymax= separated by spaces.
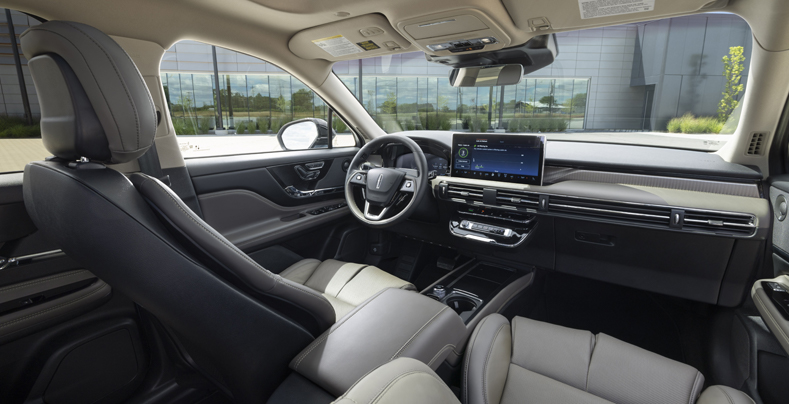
xmin=294 ymin=164 xmax=321 ymax=181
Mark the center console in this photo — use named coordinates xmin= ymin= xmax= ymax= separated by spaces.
xmin=424 ymin=262 xmax=534 ymax=324
xmin=437 ymin=133 xmax=545 ymax=247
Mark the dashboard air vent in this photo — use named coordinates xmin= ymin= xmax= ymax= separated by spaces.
xmin=683 ymin=210 xmax=756 ymax=236
xmin=496 ymin=189 xmax=540 ymax=209
xmin=746 ymin=132 xmax=766 ymax=156
xmin=548 ymin=196 xmax=672 ymax=227
xmin=446 ymin=184 xmax=484 ymax=204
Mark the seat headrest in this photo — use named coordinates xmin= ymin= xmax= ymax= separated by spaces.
xmin=21 ymin=21 xmax=156 ymax=164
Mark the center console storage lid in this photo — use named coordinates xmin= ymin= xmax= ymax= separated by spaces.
xmin=289 ymin=288 xmax=465 ymax=396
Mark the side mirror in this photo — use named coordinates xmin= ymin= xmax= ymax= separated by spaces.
xmin=277 ymin=118 xmax=333 ymax=150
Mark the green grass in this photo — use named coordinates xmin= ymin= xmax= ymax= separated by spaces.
xmin=0 ymin=116 xmax=40 ymax=138
xmin=666 ymin=114 xmax=723 ymax=134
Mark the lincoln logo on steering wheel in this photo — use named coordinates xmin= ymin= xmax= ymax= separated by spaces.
xmin=376 ymin=174 xmax=383 ymax=189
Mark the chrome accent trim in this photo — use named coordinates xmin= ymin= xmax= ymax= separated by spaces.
xmin=550 ymin=203 xmax=670 ymax=220
xmin=0 ymin=249 xmax=64 ymax=271
xmin=363 ymin=201 xmax=389 ymax=221
xmin=684 ymin=218 xmax=755 ymax=228
xmin=465 ymin=234 xmax=494 ymax=243
xmin=437 ymin=179 xmax=760 ymax=237
xmin=284 ymin=185 xmax=343 ymax=198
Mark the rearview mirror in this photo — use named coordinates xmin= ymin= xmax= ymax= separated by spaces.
xmin=429 ymin=34 xmax=559 ymax=88
xmin=449 ymin=65 xmax=523 ymax=87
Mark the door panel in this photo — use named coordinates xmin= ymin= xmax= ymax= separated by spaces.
xmin=0 ymin=173 xmax=151 ymax=404
xmin=189 ymin=148 xmax=357 ymax=207
xmin=186 ymin=148 xmax=360 ymax=253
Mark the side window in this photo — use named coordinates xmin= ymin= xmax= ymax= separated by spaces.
xmin=160 ymin=41 xmax=356 ymax=158
xmin=0 ymin=10 xmax=45 ymax=174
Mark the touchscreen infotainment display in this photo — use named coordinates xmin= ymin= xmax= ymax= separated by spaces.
xmin=451 ymin=133 xmax=545 ymax=185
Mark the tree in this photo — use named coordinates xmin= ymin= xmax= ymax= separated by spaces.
xmin=539 ymin=95 xmax=556 ymax=106
xmin=380 ymin=92 xmax=397 ymax=115
xmin=718 ymin=46 xmax=745 ymax=122
xmin=564 ymin=93 xmax=587 ymax=113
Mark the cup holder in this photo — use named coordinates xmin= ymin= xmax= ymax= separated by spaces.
xmin=445 ymin=295 xmax=478 ymax=319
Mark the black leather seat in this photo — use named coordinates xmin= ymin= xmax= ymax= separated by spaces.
xmin=20 ymin=20 xmax=410 ymax=402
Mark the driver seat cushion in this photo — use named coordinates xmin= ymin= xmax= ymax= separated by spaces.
xmin=280 ymin=258 xmax=416 ymax=320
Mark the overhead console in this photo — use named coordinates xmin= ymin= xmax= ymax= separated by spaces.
xmin=396 ymin=9 xmax=512 ymax=56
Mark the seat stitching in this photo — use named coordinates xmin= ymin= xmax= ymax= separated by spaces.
xmin=63 ymin=22 xmax=147 ymax=150
xmin=482 ymin=324 xmax=508 ymax=404
xmin=333 ymin=265 xmax=369 ymax=298
xmin=688 ymin=372 xmax=702 ymax=404
xmin=271 ymin=277 xmax=335 ymax=314
xmin=390 ymin=306 xmax=450 ymax=360
xmin=367 ymin=370 xmax=448 ymax=404
xmin=585 ymin=333 xmax=597 ymax=391
xmin=720 ymin=386 xmax=736 ymax=404
xmin=463 ymin=315 xmax=492 ymax=404
xmin=279 ymin=260 xmax=318 ymax=279
xmin=292 ymin=288 xmax=389 ymax=369
xmin=427 ymin=344 xmax=461 ymax=367
xmin=0 ymin=283 xmax=109 ymax=330
xmin=0 ymin=270 xmax=89 ymax=293
xmin=144 ymin=177 xmax=336 ymax=318
xmin=145 ymin=177 xmax=276 ymax=286
xmin=23 ymin=27 xmax=126 ymax=149
xmin=61 ymin=22 xmax=139 ymax=148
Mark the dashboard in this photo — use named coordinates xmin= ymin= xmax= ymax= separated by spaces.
xmin=387 ymin=132 xmax=769 ymax=308
xmin=396 ymin=152 xmax=449 ymax=176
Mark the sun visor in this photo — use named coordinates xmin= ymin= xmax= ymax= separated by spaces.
xmin=289 ymin=14 xmax=412 ymax=61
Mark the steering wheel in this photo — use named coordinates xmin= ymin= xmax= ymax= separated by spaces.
xmin=345 ymin=134 xmax=429 ymax=228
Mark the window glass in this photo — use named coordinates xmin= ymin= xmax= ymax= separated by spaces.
xmin=161 ymin=41 xmax=356 ymax=158
xmin=333 ymin=13 xmax=752 ymax=151
xmin=0 ymin=11 xmax=45 ymax=173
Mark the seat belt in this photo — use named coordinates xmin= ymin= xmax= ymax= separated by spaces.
xmin=138 ymin=111 xmax=171 ymax=186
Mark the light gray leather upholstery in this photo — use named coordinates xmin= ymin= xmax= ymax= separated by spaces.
xmin=462 ymin=315 xmax=753 ymax=404
xmin=332 ymin=315 xmax=755 ymax=404
xmin=696 ymin=386 xmax=755 ymax=404
xmin=291 ymin=288 xmax=465 ymax=396
xmin=332 ymin=358 xmax=460 ymax=404
xmin=280 ymin=258 xmax=416 ymax=320
xmin=21 ymin=21 xmax=156 ymax=164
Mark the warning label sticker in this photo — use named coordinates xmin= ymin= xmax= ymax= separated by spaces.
xmin=312 ymin=35 xmax=363 ymax=57
xmin=578 ymin=0 xmax=655 ymax=19
xmin=357 ymin=40 xmax=380 ymax=51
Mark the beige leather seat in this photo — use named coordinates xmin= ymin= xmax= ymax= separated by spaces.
xmin=279 ymin=259 xmax=415 ymax=320
xmin=336 ymin=314 xmax=755 ymax=404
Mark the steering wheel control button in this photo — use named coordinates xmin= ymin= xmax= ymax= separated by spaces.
xmin=356 ymin=174 xmax=362 ymax=180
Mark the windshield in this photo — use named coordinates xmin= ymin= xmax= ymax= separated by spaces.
xmin=333 ymin=13 xmax=752 ymax=151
